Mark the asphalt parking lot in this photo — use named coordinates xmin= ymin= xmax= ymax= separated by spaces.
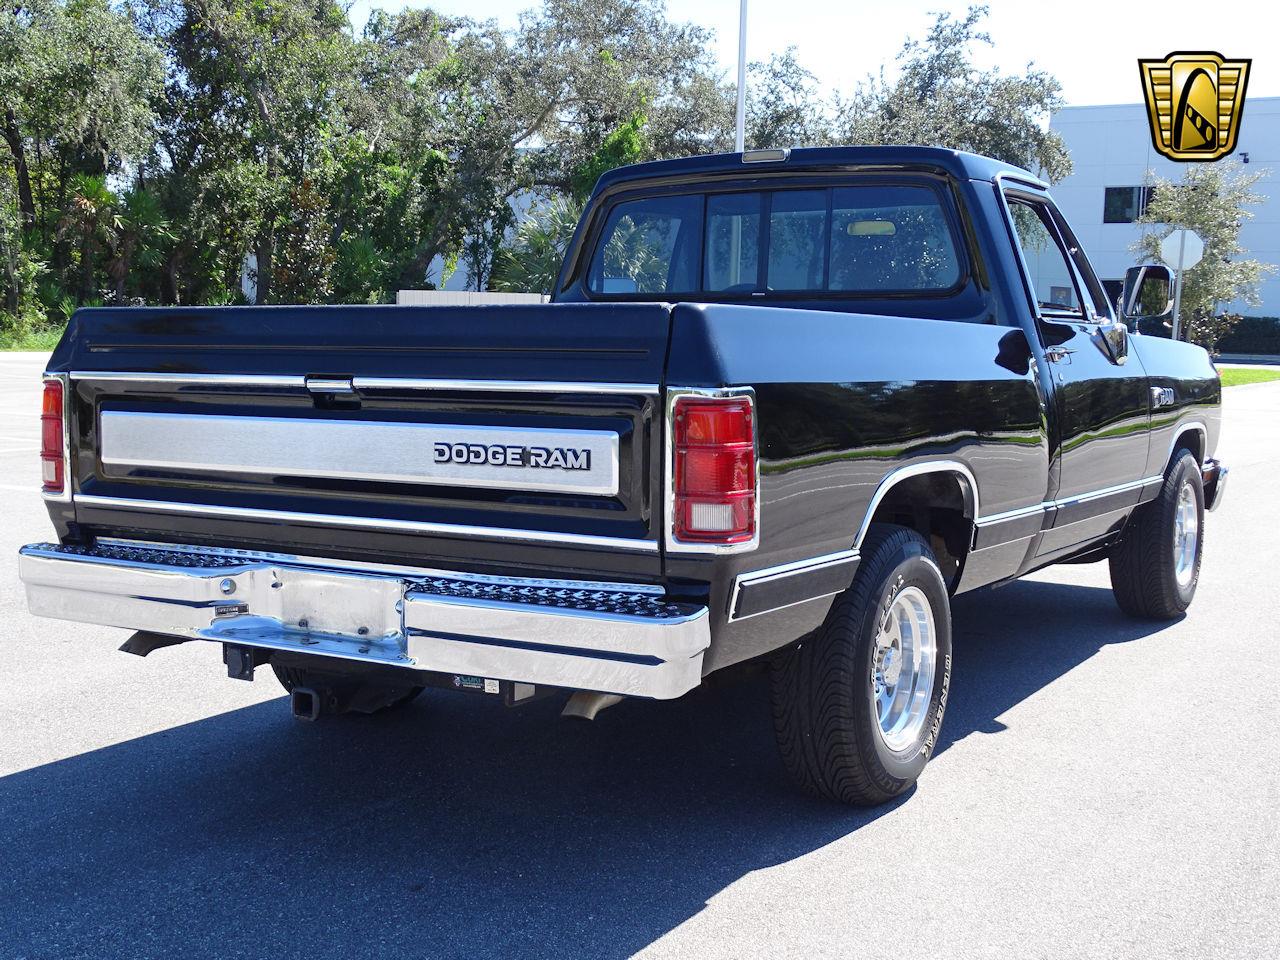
xmin=1 ymin=351 xmax=1277 ymax=960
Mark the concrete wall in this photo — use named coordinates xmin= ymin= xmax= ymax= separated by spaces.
xmin=1049 ymin=97 xmax=1280 ymax=316
xmin=396 ymin=290 xmax=547 ymax=306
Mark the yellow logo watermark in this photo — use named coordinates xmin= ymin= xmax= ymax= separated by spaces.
xmin=1138 ymin=52 xmax=1250 ymax=161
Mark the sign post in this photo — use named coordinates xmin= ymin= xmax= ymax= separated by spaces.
xmin=1159 ymin=228 xmax=1205 ymax=341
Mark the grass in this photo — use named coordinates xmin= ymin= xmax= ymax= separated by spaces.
xmin=0 ymin=326 xmax=64 ymax=351
xmin=1219 ymin=366 xmax=1280 ymax=388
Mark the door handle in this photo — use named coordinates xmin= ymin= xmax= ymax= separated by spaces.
xmin=1044 ymin=346 xmax=1075 ymax=363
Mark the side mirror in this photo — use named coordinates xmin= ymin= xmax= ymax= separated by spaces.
xmin=1120 ymin=264 xmax=1173 ymax=336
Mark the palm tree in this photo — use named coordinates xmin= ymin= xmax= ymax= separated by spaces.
xmin=57 ymin=175 xmax=121 ymax=304
xmin=106 ymin=188 xmax=174 ymax=303
xmin=491 ymin=198 xmax=582 ymax=295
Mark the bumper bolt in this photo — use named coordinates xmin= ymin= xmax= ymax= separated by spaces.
xmin=219 ymin=578 xmax=236 ymax=595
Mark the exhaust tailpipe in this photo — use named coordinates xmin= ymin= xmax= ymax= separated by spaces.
xmin=561 ymin=691 xmax=624 ymax=721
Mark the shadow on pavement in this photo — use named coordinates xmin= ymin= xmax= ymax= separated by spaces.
xmin=0 ymin=578 xmax=1171 ymax=960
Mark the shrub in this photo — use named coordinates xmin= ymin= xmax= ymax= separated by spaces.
xmin=1215 ymin=316 xmax=1280 ymax=355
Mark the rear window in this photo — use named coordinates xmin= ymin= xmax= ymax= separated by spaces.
xmin=588 ymin=194 xmax=702 ymax=294
xmin=586 ymin=182 xmax=962 ymax=297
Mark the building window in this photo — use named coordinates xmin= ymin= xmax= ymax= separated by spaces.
xmin=1103 ymin=186 xmax=1155 ymax=224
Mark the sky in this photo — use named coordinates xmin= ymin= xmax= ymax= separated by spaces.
xmin=346 ymin=0 xmax=1279 ymax=109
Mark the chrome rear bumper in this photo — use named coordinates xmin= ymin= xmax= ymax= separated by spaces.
xmin=18 ymin=541 xmax=709 ymax=699
xmin=1203 ymin=458 xmax=1228 ymax=512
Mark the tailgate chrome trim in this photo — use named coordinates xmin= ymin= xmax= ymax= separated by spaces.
xmin=19 ymin=543 xmax=707 ymax=699
xmin=74 ymin=494 xmax=661 ymax=552
xmin=69 ymin=372 xmax=307 ymax=388
xmin=68 ymin=371 xmax=660 ymax=396
xmin=353 ymin=377 xmax=661 ymax=396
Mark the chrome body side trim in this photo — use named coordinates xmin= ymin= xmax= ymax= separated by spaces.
xmin=973 ymin=474 xmax=1164 ymax=538
xmin=853 ymin=460 xmax=980 ymax=550
xmin=727 ymin=549 xmax=860 ymax=622
xmin=973 ymin=501 xmax=1046 ymax=527
xmin=18 ymin=543 xmax=707 ymax=699
xmin=663 ymin=386 xmax=761 ymax=555
xmin=73 ymin=494 xmax=661 ymax=553
xmin=99 ymin=410 xmax=622 ymax=497
xmin=41 ymin=373 xmax=72 ymax=504
xmin=1051 ymin=474 xmax=1163 ymax=509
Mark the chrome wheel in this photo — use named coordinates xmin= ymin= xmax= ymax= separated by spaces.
xmin=1173 ymin=481 xmax=1200 ymax=588
xmin=871 ymin=585 xmax=937 ymax=752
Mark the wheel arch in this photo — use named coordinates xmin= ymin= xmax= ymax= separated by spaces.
xmin=1166 ymin=421 xmax=1207 ymax=470
xmin=855 ymin=460 xmax=979 ymax=588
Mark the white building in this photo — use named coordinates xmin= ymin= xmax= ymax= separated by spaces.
xmin=1049 ymin=97 xmax=1280 ymax=316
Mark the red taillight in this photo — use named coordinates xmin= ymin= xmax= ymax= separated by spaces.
xmin=40 ymin=379 xmax=65 ymax=495
xmin=672 ymin=396 xmax=756 ymax=544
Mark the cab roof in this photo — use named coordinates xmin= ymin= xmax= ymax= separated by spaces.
xmin=590 ymin=146 xmax=1046 ymax=197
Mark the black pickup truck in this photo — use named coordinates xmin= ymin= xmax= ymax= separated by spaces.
xmin=20 ymin=146 xmax=1226 ymax=806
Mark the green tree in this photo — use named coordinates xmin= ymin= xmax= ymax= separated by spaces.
xmin=834 ymin=6 xmax=1070 ymax=182
xmin=56 ymin=174 xmax=120 ymax=303
xmin=1134 ymin=160 xmax=1274 ymax=348
xmin=1 ymin=0 xmax=161 ymax=317
xmin=570 ymin=111 xmax=648 ymax=202
xmin=106 ymin=187 xmax=173 ymax=303
xmin=746 ymin=49 xmax=831 ymax=150
xmin=491 ymin=197 xmax=582 ymax=295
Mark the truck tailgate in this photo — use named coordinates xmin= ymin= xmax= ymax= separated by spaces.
xmin=50 ymin=303 xmax=671 ymax=581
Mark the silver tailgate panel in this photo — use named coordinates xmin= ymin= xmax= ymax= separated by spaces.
xmin=99 ymin=410 xmax=620 ymax=496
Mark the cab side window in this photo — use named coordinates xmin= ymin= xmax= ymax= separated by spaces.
xmin=1006 ymin=199 xmax=1084 ymax=320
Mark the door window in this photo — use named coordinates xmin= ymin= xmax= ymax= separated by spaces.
xmin=1006 ymin=199 xmax=1084 ymax=320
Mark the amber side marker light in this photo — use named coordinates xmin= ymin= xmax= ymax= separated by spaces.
xmin=40 ymin=379 xmax=65 ymax=495
xmin=672 ymin=396 xmax=756 ymax=544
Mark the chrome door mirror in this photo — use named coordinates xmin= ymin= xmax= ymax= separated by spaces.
xmin=1120 ymin=264 xmax=1174 ymax=336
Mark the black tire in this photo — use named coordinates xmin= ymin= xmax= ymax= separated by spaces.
xmin=770 ymin=525 xmax=953 ymax=806
xmin=271 ymin=664 xmax=425 ymax=715
xmin=1109 ymin=449 xmax=1204 ymax=619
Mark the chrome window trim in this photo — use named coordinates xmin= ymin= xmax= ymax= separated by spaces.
xmin=992 ymin=169 xmax=1050 ymax=192
xmin=73 ymin=494 xmax=660 ymax=553
xmin=994 ymin=174 xmax=1097 ymax=326
xmin=853 ymin=459 xmax=980 ymax=550
xmin=67 ymin=372 xmax=661 ymax=396
xmin=727 ymin=548 xmax=860 ymax=623
xmin=41 ymin=373 xmax=72 ymax=503
xmin=663 ymin=386 xmax=761 ymax=555
xmin=94 ymin=537 xmax=666 ymax=594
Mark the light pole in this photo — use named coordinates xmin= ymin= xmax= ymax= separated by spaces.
xmin=734 ymin=0 xmax=748 ymax=153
